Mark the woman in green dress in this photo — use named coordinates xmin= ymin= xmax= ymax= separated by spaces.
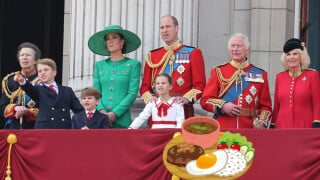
xmin=88 ymin=25 xmax=141 ymax=128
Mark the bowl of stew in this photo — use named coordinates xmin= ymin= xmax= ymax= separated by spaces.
xmin=181 ymin=116 xmax=220 ymax=148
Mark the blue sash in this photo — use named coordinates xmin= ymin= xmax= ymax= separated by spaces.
xmin=152 ymin=46 xmax=195 ymax=93
xmin=214 ymin=66 xmax=263 ymax=118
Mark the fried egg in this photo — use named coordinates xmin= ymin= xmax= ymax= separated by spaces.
xmin=213 ymin=149 xmax=247 ymax=177
xmin=186 ymin=150 xmax=228 ymax=176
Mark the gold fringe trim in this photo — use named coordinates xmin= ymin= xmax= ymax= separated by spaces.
xmin=6 ymin=134 xmax=18 ymax=180
xmin=183 ymin=89 xmax=202 ymax=102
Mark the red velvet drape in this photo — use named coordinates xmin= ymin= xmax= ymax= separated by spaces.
xmin=0 ymin=129 xmax=319 ymax=180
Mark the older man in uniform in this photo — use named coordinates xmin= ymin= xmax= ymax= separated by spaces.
xmin=200 ymin=33 xmax=272 ymax=129
xmin=140 ymin=15 xmax=206 ymax=118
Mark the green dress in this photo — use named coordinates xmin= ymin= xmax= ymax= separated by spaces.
xmin=93 ymin=57 xmax=141 ymax=128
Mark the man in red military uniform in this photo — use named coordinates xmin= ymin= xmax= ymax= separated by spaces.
xmin=200 ymin=33 xmax=272 ymax=129
xmin=140 ymin=15 xmax=206 ymax=118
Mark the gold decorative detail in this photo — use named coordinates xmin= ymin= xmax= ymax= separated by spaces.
xmin=259 ymin=110 xmax=271 ymax=123
xmin=176 ymin=77 xmax=185 ymax=87
xmin=183 ymin=89 xmax=202 ymax=102
xmin=289 ymin=69 xmax=303 ymax=78
xmin=146 ymin=41 xmax=182 ymax=88
xmin=206 ymin=99 xmax=226 ymax=113
xmin=141 ymin=91 xmax=154 ymax=103
xmin=4 ymin=104 xmax=16 ymax=118
xmin=216 ymin=67 xmax=241 ymax=98
xmin=230 ymin=59 xmax=250 ymax=69
xmin=6 ymin=134 xmax=18 ymax=180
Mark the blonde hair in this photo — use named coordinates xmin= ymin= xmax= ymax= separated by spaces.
xmin=280 ymin=48 xmax=310 ymax=70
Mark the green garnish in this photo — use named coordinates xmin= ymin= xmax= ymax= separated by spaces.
xmin=193 ymin=125 xmax=208 ymax=131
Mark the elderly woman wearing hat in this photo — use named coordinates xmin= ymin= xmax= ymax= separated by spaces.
xmin=88 ymin=25 xmax=141 ymax=128
xmin=271 ymin=38 xmax=320 ymax=128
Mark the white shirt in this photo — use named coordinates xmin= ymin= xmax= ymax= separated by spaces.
xmin=129 ymin=97 xmax=185 ymax=129
xmin=85 ymin=109 xmax=96 ymax=118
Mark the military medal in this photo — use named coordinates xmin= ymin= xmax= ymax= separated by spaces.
xmin=176 ymin=77 xmax=185 ymax=86
xmin=245 ymin=72 xmax=264 ymax=83
xmin=177 ymin=65 xmax=185 ymax=74
xmin=100 ymin=72 xmax=104 ymax=76
xmin=126 ymin=64 xmax=130 ymax=67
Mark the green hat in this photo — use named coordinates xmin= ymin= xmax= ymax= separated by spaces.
xmin=88 ymin=25 xmax=141 ymax=56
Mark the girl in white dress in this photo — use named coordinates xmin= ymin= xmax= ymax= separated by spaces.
xmin=129 ymin=73 xmax=185 ymax=129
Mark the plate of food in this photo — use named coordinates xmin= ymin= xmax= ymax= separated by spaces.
xmin=163 ymin=116 xmax=255 ymax=180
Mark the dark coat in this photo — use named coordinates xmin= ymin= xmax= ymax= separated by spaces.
xmin=71 ymin=110 xmax=110 ymax=129
xmin=0 ymin=72 xmax=39 ymax=129
xmin=21 ymin=81 xmax=84 ymax=129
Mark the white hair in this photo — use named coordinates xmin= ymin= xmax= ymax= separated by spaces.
xmin=228 ymin=33 xmax=250 ymax=49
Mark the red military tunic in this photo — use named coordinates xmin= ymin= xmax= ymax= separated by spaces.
xmin=200 ymin=60 xmax=272 ymax=129
xmin=140 ymin=41 xmax=206 ymax=118
xmin=272 ymin=69 xmax=320 ymax=128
